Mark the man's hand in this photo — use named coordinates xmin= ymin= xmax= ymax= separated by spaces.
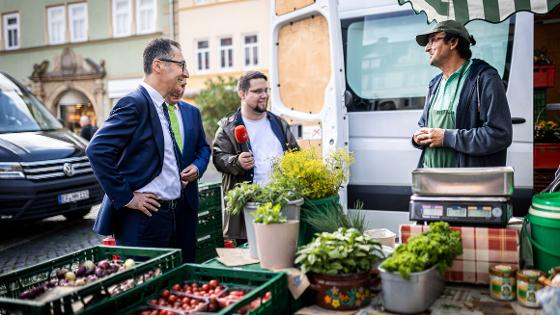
xmin=238 ymin=152 xmax=254 ymax=170
xmin=180 ymin=164 xmax=198 ymax=188
xmin=416 ymin=128 xmax=445 ymax=148
xmin=126 ymin=192 xmax=160 ymax=216
xmin=413 ymin=128 xmax=430 ymax=146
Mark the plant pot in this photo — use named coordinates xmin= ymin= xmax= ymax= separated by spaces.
xmin=254 ymin=220 xmax=299 ymax=269
xmin=308 ymin=272 xmax=373 ymax=311
xmin=299 ymin=195 xmax=340 ymax=246
xmin=243 ymin=202 xmax=260 ymax=258
xmin=378 ymin=265 xmax=445 ymax=314
xmin=284 ymin=198 xmax=303 ymax=220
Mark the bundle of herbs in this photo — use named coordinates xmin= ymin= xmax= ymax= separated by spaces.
xmin=303 ymin=200 xmax=368 ymax=233
xmin=381 ymin=222 xmax=462 ymax=280
xmin=295 ymin=227 xmax=384 ymax=275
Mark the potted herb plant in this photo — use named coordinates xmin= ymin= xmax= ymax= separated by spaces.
xmin=252 ymin=202 xmax=299 ymax=269
xmin=271 ymin=148 xmax=354 ymax=245
xmin=224 ymin=182 xmax=302 ymax=258
xmin=379 ymin=222 xmax=462 ymax=314
xmin=295 ymin=227 xmax=384 ymax=310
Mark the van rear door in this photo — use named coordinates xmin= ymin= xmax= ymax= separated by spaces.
xmin=269 ymin=0 xmax=349 ymax=204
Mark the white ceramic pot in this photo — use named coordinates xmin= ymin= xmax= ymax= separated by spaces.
xmin=254 ymin=220 xmax=299 ymax=269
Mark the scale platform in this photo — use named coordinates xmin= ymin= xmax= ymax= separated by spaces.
xmin=409 ymin=194 xmax=512 ymax=226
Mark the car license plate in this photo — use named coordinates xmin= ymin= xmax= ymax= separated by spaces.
xmin=58 ymin=190 xmax=89 ymax=204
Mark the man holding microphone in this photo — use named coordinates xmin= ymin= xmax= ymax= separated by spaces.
xmin=212 ymin=71 xmax=299 ymax=243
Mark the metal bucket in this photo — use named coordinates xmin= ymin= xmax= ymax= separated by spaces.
xmin=379 ymin=265 xmax=444 ymax=314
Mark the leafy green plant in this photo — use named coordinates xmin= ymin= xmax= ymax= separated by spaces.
xmin=252 ymin=203 xmax=287 ymax=225
xmin=224 ymin=182 xmax=302 ymax=215
xmin=195 ymin=76 xmax=239 ymax=138
xmin=295 ymin=228 xmax=384 ymax=275
xmin=381 ymin=222 xmax=462 ymax=280
xmin=304 ymin=200 xmax=368 ymax=233
xmin=271 ymin=148 xmax=354 ymax=199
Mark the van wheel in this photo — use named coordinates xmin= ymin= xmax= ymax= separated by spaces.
xmin=64 ymin=208 xmax=91 ymax=221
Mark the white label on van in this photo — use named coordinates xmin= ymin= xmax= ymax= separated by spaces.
xmin=302 ymin=125 xmax=321 ymax=140
xmin=58 ymin=190 xmax=89 ymax=204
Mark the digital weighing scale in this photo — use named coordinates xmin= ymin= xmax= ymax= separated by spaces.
xmin=409 ymin=195 xmax=512 ymax=226
xmin=409 ymin=167 xmax=514 ymax=227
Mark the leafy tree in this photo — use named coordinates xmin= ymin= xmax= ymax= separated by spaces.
xmin=195 ymin=76 xmax=239 ymax=138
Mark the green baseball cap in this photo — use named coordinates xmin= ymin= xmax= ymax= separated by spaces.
xmin=416 ymin=20 xmax=475 ymax=46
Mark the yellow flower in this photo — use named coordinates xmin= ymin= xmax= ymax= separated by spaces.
xmin=324 ymin=295 xmax=332 ymax=304
xmin=332 ymin=299 xmax=341 ymax=308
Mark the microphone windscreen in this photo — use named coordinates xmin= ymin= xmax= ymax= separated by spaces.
xmin=234 ymin=125 xmax=249 ymax=144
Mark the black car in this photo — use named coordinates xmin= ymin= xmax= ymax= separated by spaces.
xmin=0 ymin=72 xmax=103 ymax=221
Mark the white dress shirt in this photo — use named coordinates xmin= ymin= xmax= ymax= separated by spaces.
xmin=134 ymin=82 xmax=181 ymax=201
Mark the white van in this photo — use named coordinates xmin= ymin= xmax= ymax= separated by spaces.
xmin=269 ymin=0 xmax=533 ymax=233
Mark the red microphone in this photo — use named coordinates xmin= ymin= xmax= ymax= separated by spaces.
xmin=234 ymin=125 xmax=250 ymax=152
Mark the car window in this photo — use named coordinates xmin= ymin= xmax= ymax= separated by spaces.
xmin=0 ymin=74 xmax=62 ymax=133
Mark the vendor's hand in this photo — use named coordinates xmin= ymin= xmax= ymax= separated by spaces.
xmin=181 ymin=164 xmax=198 ymax=187
xmin=417 ymin=128 xmax=445 ymax=147
xmin=238 ymin=152 xmax=254 ymax=170
xmin=127 ymin=192 xmax=160 ymax=216
xmin=413 ymin=128 xmax=430 ymax=146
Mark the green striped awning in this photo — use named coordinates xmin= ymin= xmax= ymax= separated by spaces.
xmin=398 ymin=0 xmax=560 ymax=24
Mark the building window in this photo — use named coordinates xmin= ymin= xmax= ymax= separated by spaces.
xmin=47 ymin=6 xmax=66 ymax=44
xmin=3 ymin=13 xmax=19 ymax=50
xmin=136 ymin=0 xmax=156 ymax=34
xmin=113 ymin=0 xmax=131 ymax=37
xmin=220 ymin=37 xmax=233 ymax=69
xmin=69 ymin=3 xmax=88 ymax=42
xmin=196 ymin=40 xmax=210 ymax=71
xmin=244 ymin=34 xmax=258 ymax=67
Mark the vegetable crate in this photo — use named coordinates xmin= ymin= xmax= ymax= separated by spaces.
xmin=196 ymin=182 xmax=224 ymax=264
xmin=534 ymin=89 xmax=547 ymax=122
xmin=81 ymin=264 xmax=288 ymax=315
xmin=534 ymin=65 xmax=556 ymax=89
xmin=196 ymin=232 xmax=224 ymax=264
xmin=535 ymin=144 xmax=560 ymax=169
xmin=0 ymin=246 xmax=181 ymax=315
xmin=198 ymin=182 xmax=222 ymax=212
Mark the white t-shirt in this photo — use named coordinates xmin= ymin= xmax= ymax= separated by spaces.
xmin=243 ymin=116 xmax=284 ymax=186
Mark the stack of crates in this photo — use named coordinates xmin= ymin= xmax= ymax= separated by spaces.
xmin=0 ymin=246 xmax=181 ymax=315
xmin=196 ymin=182 xmax=224 ymax=263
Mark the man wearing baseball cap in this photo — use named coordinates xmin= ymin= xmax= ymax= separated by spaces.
xmin=412 ymin=20 xmax=512 ymax=168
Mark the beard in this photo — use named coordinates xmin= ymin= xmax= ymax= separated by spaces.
xmin=251 ymin=101 xmax=267 ymax=113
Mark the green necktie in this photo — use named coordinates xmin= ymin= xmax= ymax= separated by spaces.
xmin=168 ymin=104 xmax=183 ymax=153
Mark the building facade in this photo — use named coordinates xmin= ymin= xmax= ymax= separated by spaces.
xmin=0 ymin=0 xmax=176 ymax=132
xmin=176 ymin=0 xmax=269 ymax=99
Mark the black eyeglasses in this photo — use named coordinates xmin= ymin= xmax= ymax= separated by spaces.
xmin=249 ymin=88 xmax=270 ymax=95
xmin=159 ymin=58 xmax=186 ymax=71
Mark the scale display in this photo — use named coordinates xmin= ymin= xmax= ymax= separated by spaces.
xmin=409 ymin=195 xmax=512 ymax=226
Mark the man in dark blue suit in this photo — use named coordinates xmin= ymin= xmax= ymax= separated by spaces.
xmin=86 ymin=38 xmax=210 ymax=262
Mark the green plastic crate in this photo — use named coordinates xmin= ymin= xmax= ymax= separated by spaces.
xmin=0 ymin=246 xmax=181 ymax=315
xmin=195 ymin=232 xmax=224 ymax=263
xmin=198 ymin=182 xmax=222 ymax=211
xmin=197 ymin=206 xmax=222 ymax=237
xmin=202 ymin=258 xmax=313 ymax=313
xmin=535 ymin=89 xmax=547 ymax=122
xmin=81 ymin=264 xmax=287 ymax=315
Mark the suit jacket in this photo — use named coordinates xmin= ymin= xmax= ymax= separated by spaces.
xmin=80 ymin=125 xmax=98 ymax=141
xmin=86 ymin=86 xmax=210 ymax=236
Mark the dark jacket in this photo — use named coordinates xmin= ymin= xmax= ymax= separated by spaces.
xmin=80 ymin=125 xmax=97 ymax=141
xmin=212 ymin=109 xmax=299 ymax=239
xmin=415 ymin=59 xmax=512 ymax=167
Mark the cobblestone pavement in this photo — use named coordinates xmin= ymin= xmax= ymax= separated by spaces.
xmin=0 ymin=166 xmax=221 ymax=275
xmin=0 ymin=205 xmax=103 ymax=274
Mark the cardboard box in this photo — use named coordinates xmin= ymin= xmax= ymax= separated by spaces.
xmin=399 ymin=224 xmax=520 ymax=284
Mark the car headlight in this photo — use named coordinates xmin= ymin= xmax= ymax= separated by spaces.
xmin=0 ymin=162 xmax=25 ymax=179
